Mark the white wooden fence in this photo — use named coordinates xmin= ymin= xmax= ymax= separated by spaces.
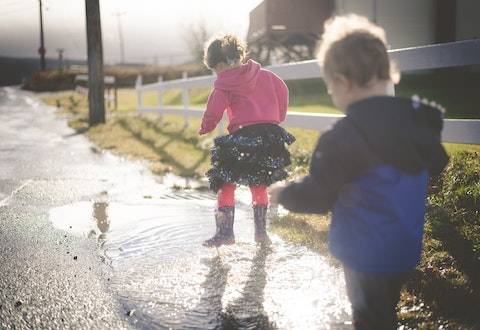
xmin=136 ymin=39 xmax=480 ymax=145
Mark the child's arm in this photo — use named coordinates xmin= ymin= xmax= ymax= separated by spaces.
xmin=412 ymin=103 xmax=449 ymax=177
xmin=272 ymin=73 xmax=289 ymax=121
xmin=277 ymin=119 xmax=374 ymax=213
xmin=199 ymin=89 xmax=228 ymax=135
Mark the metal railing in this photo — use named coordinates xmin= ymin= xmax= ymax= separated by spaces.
xmin=135 ymin=39 xmax=480 ymax=144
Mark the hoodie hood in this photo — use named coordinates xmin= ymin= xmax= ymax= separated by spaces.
xmin=214 ymin=59 xmax=261 ymax=94
xmin=346 ymin=96 xmax=449 ymax=177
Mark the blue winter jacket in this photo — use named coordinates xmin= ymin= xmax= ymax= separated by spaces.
xmin=278 ymin=96 xmax=449 ymax=273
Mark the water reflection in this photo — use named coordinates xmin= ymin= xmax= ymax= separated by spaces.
xmin=93 ymin=202 xmax=109 ymax=241
xmin=49 ymin=200 xmax=111 ymax=238
xmin=49 ymin=196 xmax=352 ymax=329
xmin=181 ymin=246 xmax=274 ymax=329
xmin=182 ymin=256 xmax=230 ymax=329
xmin=85 ymin=201 xmax=110 ymax=242
xmin=221 ymin=246 xmax=274 ymax=329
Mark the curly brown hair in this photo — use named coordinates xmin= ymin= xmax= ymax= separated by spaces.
xmin=203 ymin=34 xmax=247 ymax=70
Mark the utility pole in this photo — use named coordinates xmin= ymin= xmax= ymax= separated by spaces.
xmin=115 ymin=11 xmax=126 ymax=64
xmin=38 ymin=0 xmax=46 ymax=70
xmin=85 ymin=0 xmax=105 ymax=125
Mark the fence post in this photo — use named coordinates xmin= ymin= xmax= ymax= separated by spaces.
xmin=135 ymin=75 xmax=143 ymax=110
xmin=106 ymin=83 xmax=112 ymax=109
xmin=157 ymin=75 xmax=163 ymax=122
xmin=113 ymin=77 xmax=118 ymax=111
xmin=218 ymin=113 xmax=225 ymax=135
xmin=182 ymin=71 xmax=189 ymax=128
xmin=388 ymin=81 xmax=395 ymax=96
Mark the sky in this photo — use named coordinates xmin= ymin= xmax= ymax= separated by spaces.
xmin=0 ymin=0 xmax=263 ymax=64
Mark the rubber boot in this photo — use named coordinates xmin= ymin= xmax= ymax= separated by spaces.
xmin=254 ymin=205 xmax=271 ymax=244
xmin=203 ymin=206 xmax=235 ymax=247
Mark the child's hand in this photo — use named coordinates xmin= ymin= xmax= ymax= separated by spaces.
xmin=269 ymin=181 xmax=287 ymax=205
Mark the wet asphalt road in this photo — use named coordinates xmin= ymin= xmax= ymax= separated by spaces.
xmin=0 ymin=87 xmax=135 ymax=328
xmin=0 ymin=87 xmax=351 ymax=329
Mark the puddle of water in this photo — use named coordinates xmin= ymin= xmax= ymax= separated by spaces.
xmin=158 ymin=173 xmax=206 ymax=190
xmin=49 ymin=190 xmax=351 ymax=329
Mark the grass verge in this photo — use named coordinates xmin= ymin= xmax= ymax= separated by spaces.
xmin=42 ymin=91 xmax=326 ymax=179
xmin=43 ymin=92 xmax=212 ymax=178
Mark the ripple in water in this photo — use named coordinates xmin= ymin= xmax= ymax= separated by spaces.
xmin=49 ymin=189 xmax=351 ymax=329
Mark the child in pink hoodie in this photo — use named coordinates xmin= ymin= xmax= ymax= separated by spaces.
xmin=199 ymin=35 xmax=295 ymax=247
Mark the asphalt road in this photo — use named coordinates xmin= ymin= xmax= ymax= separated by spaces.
xmin=0 ymin=87 xmax=137 ymax=329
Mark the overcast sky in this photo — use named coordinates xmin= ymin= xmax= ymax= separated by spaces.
xmin=0 ymin=0 xmax=262 ymax=64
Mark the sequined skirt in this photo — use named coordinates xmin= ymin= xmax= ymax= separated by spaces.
xmin=206 ymin=123 xmax=296 ymax=192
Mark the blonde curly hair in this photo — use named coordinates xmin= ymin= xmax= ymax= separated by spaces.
xmin=317 ymin=14 xmax=400 ymax=86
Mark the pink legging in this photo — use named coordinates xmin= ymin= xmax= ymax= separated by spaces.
xmin=217 ymin=183 xmax=268 ymax=208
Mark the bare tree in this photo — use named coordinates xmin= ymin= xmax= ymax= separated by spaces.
xmin=182 ymin=20 xmax=211 ymax=64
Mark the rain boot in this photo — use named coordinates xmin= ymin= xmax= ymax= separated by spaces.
xmin=203 ymin=206 xmax=235 ymax=247
xmin=254 ymin=205 xmax=271 ymax=244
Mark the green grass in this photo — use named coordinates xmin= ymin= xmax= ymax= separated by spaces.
xmin=88 ymin=114 xmax=211 ymax=177
xmin=269 ymin=213 xmax=336 ymax=263
xmin=444 ymin=143 xmax=480 ymax=155
xmin=395 ymin=69 xmax=480 ymax=119
xmin=407 ymin=151 xmax=480 ymax=328
xmin=42 ymin=92 xmax=212 ymax=178
xmin=41 ymin=89 xmax=334 ymax=181
xmin=42 ymin=91 xmax=327 ymax=178
xmin=289 ymin=104 xmax=340 ymax=114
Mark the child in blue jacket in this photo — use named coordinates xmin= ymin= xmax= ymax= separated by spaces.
xmin=271 ymin=15 xmax=449 ymax=329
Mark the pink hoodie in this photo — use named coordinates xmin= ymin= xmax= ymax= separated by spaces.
xmin=199 ymin=59 xmax=288 ymax=134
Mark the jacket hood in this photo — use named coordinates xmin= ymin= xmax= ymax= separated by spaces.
xmin=346 ymin=96 xmax=449 ymax=177
xmin=214 ymin=59 xmax=261 ymax=93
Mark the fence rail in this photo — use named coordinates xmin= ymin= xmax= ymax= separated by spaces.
xmin=136 ymin=39 xmax=480 ymax=145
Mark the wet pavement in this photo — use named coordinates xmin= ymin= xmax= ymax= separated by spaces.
xmin=0 ymin=87 xmax=351 ymax=329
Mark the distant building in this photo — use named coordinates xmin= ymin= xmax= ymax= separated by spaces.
xmin=247 ymin=0 xmax=480 ymax=64
xmin=247 ymin=0 xmax=335 ymax=64
xmin=336 ymin=0 xmax=480 ymax=48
